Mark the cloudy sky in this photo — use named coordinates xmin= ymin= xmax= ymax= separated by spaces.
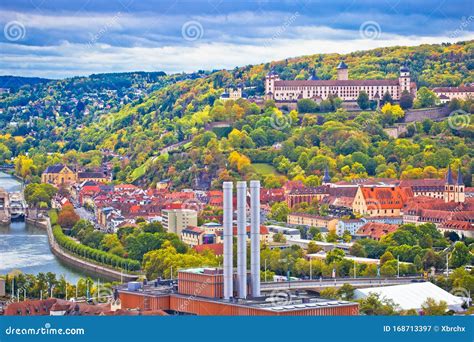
xmin=1 ymin=0 xmax=473 ymax=79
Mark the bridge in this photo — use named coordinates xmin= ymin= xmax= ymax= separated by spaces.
xmin=261 ymin=276 xmax=424 ymax=292
xmin=0 ymin=164 xmax=14 ymax=171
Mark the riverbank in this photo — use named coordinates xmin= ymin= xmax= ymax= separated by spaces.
xmin=37 ymin=217 xmax=139 ymax=282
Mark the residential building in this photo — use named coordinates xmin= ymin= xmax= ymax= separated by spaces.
xmin=162 ymin=208 xmax=198 ymax=235
xmin=287 ymin=212 xmax=338 ymax=230
xmin=437 ymin=220 xmax=474 ymax=239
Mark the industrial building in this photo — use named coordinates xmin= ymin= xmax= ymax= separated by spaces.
xmin=117 ymin=181 xmax=359 ymax=316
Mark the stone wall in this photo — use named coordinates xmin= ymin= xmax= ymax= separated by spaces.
xmin=404 ymin=106 xmax=450 ymax=123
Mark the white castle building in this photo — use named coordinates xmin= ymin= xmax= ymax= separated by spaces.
xmin=265 ymin=62 xmax=417 ymax=102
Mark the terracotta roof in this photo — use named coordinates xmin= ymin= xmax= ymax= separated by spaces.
xmin=440 ymin=220 xmax=473 ymax=231
xmin=360 ymin=186 xmax=405 ymax=209
xmin=193 ymin=243 xmax=224 ymax=255
xmin=356 ymin=222 xmax=398 ymax=240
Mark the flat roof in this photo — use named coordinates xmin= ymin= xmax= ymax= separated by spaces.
xmin=117 ymin=280 xmax=357 ymax=313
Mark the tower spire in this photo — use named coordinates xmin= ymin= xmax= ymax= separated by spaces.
xmin=322 ymin=165 xmax=331 ymax=184
xmin=457 ymin=166 xmax=463 ymax=185
xmin=446 ymin=165 xmax=454 ymax=185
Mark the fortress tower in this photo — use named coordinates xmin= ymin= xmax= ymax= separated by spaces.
xmin=336 ymin=61 xmax=348 ymax=81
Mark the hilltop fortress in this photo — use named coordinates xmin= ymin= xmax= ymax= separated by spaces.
xmin=264 ymin=62 xmax=417 ymax=103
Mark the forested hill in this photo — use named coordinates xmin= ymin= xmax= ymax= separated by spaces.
xmin=0 ymin=76 xmax=50 ymax=91
xmin=1 ymin=40 xmax=473 ymax=188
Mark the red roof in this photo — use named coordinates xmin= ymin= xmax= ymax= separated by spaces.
xmin=194 ymin=243 xmax=224 ymax=255
xmin=440 ymin=220 xmax=473 ymax=231
xmin=356 ymin=222 xmax=398 ymax=240
xmin=360 ymin=186 xmax=406 ymax=210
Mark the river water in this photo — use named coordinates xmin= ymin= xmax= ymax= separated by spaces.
xmin=0 ymin=172 xmax=85 ymax=283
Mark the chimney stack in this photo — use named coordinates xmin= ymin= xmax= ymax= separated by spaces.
xmin=236 ymin=181 xmax=247 ymax=299
xmin=250 ymin=180 xmax=261 ymax=297
xmin=223 ymin=181 xmax=233 ymax=300
xmin=222 ymin=180 xmax=261 ymax=300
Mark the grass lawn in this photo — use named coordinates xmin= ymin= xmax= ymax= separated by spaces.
xmin=251 ymin=163 xmax=280 ymax=176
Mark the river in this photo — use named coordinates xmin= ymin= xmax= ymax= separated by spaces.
xmin=0 ymin=172 xmax=86 ymax=283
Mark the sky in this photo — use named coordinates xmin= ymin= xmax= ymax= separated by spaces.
xmin=1 ymin=0 xmax=473 ymax=79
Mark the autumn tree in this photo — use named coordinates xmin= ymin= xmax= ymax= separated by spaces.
xmin=57 ymin=204 xmax=80 ymax=229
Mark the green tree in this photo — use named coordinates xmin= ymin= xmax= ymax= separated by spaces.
xmin=421 ymin=298 xmax=448 ymax=315
xmin=338 ymin=283 xmax=355 ymax=300
xmin=358 ymin=293 xmax=398 ymax=315
xmin=414 ymin=87 xmax=438 ymax=108
xmin=269 ymin=202 xmax=290 ymax=222
xmin=326 ymin=248 xmax=345 ymax=264
xmin=380 ymin=251 xmax=395 ymax=265
xmin=297 ymin=99 xmax=318 ymax=113
xmin=399 ymin=90 xmax=414 ymax=109
xmin=450 ymin=242 xmax=470 ymax=268
xmin=357 ymin=91 xmax=370 ymax=110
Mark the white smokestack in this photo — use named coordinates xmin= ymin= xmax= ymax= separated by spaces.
xmin=236 ymin=181 xmax=247 ymax=299
xmin=250 ymin=180 xmax=261 ymax=297
xmin=223 ymin=181 xmax=233 ymax=300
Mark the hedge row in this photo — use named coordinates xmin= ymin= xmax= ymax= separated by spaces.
xmin=51 ymin=223 xmax=141 ymax=272
xmin=49 ymin=209 xmax=58 ymax=225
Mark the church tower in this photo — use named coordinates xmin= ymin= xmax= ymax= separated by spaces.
xmin=322 ymin=165 xmax=331 ymax=185
xmin=454 ymin=166 xmax=465 ymax=203
xmin=399 ymin=63 xmax=411 ymax=93
xmin=444 ymin=166 xmax=455 ymax=203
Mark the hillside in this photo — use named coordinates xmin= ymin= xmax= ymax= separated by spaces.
xmin=1 ymin=41 xmax=473 ymax=187
xmin=0 ymin=76 xmax=51 ymax=91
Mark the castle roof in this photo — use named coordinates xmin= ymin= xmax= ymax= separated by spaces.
xmin=432 ymin=86 xmax=474 ymax=93
xmin=400 ymin=64 xmax=409 ymax=73
xmin=337 ymin=61 xmax=348 ymax=69
xmin=274 ymin=79 xmax=399 ymax=87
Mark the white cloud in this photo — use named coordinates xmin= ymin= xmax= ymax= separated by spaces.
xmin=1 ymin=29 xmax=473 ymax=79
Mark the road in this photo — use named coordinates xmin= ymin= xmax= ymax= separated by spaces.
xmin=261 ymin=276 xmax=424 ymax=291
xmin=74 ymin=206 xmax=103 ymax=231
